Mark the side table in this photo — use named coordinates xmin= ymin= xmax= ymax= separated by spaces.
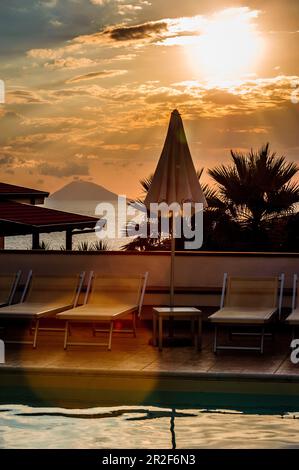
xmin=152 ymin=307 xmax=202 ymax=352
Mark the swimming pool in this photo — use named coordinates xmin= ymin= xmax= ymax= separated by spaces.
xmin=2 ymin=368 xmax=299 ymax=448
xmin=1 ymin=404 xmax=299 ymax=449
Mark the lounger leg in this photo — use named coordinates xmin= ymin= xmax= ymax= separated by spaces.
xmin=191 ymin=318 xmax=198 ymax=351
xmin=33 ymin=320 xmax=39 ymax=349
xmin=108 ymin=321 xmax=114 ymax=351
xmin=197 ymin=317 xmax=202 ymax=351
xmin=132 ymin=312 xmax=137 ymax=338
xmin=64 ymin=321 xmax=69 ymax=350
xmin=169 ymin=316 xmax=174 ymax=338
xmin=213 ymin=325 xmax=218 ymax=354
xmin=159 ymin=316 xmax=163 ymax=352
xmin=152 ymin=313 xmax=157 ymax=346
xmin=191 ymin=319 xmax=195 ymax=343
xmin=260 ymin=327 xmax=265 ymax=354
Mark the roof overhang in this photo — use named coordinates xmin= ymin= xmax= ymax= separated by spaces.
xmin=0 ymin=183 xmax=49 ymax=205
xmin=0 ymin=201 xmax=99 ymax=237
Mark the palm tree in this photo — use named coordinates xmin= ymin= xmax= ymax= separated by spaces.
xmin=91 ymin=240 xmax=111 ymax=251
xmin=35 ymin=241 xmax=51 ymax=250
xmin=76 ymin=240 xmax=110 ymax=251
xmin=122 ymin=171 xmax=205 ymax=251
xmin=207 ymin=143 xmax=299 ymax=250
xmin=122 ymin=173 xmax=163 ymax=251
xmin=123 ymin=143 xmax=299 ymax=252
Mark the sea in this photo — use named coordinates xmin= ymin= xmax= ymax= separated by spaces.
xmin=5 ymin=200 xmax=139 ymax=251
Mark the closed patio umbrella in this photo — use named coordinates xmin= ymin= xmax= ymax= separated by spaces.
xmin=144 ymin=109 xmax=207 ymax=306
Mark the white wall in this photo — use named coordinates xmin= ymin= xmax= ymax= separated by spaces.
xmin=0 ymin=251 xmax=297 ymax=308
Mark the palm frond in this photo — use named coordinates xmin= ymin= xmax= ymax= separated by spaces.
xmin=140 ymin=174 xmax=153 ymax=193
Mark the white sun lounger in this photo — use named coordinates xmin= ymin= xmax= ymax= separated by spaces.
xmin=286 ymin=274 xmax=299 ymax=339
xmin=57 ymin=271 xmax=148 ymax=351
xmin=0 ymin=271 xmax=22 ymax=334
xmin=209 ymin=273 xmax=284 ymax=354
xmin=0 ymin=271 xmax=85 ymax=348
xmin=0 ymin=271 xmax=22 ymax=307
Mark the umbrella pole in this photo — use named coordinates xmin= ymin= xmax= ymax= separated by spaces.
xmin=168 ymin=223 xmax=175 ymax=339
xmin=170 ymin=231 xmax=175 ymax=307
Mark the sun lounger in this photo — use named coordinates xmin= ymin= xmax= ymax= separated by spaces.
xmin=209 ymin=273 xmax=284 ymax=354
xmin=0 ymin=271 xmax=22 ymax=334
xmin=56 ymin=272 xmax=148 ymax=351
xmin=0 ymin=271 xmax=85 ymax=348
xmin=0 ymin=271 xmax=22 ymax=307
xmin=286 ymin=274 xmax=299 ymax=339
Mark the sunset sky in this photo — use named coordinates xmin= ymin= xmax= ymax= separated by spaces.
xmin=1 ymin=0 xmax=299 ymax=198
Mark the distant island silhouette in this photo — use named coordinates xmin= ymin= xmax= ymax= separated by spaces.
xmin=49 ymin=180 xmax=119 ymax=202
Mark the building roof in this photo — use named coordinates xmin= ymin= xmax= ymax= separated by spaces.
xmin=0 ymin=182 xmax=49 ymax=197
xmin=0 ymin=200 xmax=98 ymax=235
xmin=0 ymin=182 xmax=49 ymax=204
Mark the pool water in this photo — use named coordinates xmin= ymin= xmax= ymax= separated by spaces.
xmin=1 ymin=404 xmax=299 ymax=449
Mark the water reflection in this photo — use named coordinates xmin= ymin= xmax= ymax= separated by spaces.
xmin=1 ymin=405 xmax=299 ymax=449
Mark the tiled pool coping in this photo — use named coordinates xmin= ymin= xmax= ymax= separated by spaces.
xmin=2 ymin=365 xmax=299 ymax=410
xmin=1 ymin=325 xmax=299 ymax=408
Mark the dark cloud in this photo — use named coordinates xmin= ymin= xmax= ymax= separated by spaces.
xmin=106 ymin=21 xmax=168 ymax=41
xmin=0 ymin=110 xmax=24 ymax=145
xmin=0 ymin=154 xmax=15 ymax=165
xmin=74 ymin=19 xmax=170 ymax=47
xmin=0 ymin=0 xmax=120 ymax=56
xmin=8 ymin=90 xmax=45 ymax=104
xmin=0 ymin=152 xmax=27 ymax=173
xmin=38 ymin=160 xmax=89 ymax=177
xmin=0 ymin=110 xmax=21 ymax=120
xmin=66 ymin=69 xmax=127 ymax=83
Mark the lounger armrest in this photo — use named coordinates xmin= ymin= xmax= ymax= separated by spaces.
xmin=138 ymin=272 xmax=149 ymax=318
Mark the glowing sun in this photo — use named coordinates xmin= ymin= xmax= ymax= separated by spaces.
xmin=185 ymin=9 xmax=265 ymax=84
